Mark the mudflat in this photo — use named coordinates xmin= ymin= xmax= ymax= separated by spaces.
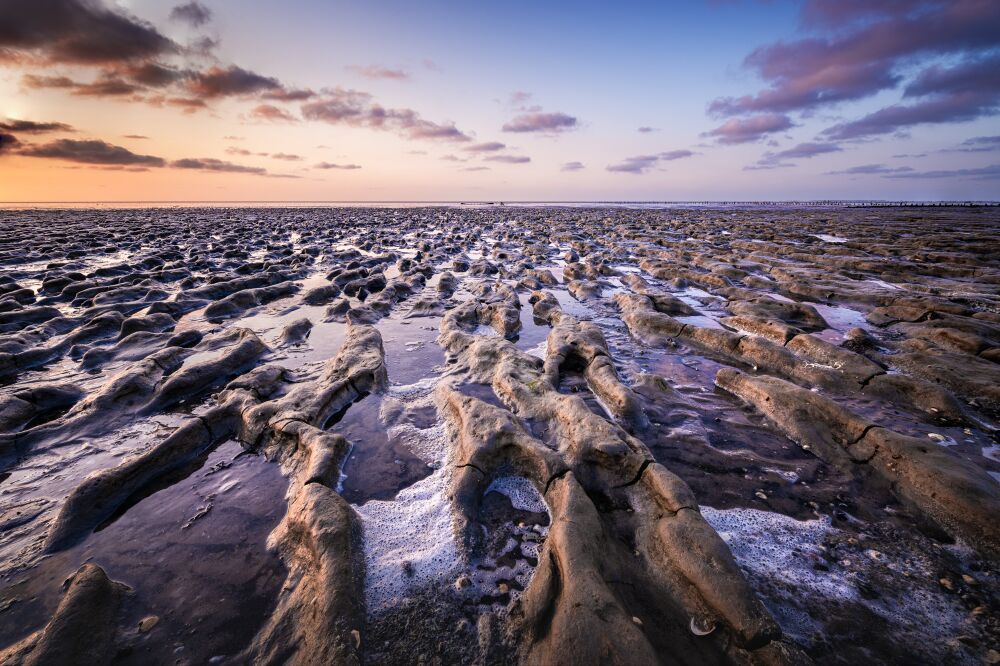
xmin=0 ymin=205 xmax=998 ymax=665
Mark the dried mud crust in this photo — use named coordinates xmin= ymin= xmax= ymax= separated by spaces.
xmin=0 ymin=205 xmax=998 ymax=665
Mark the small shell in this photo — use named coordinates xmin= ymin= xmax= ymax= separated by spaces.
xmin=689 ymin=617 xmax=716 ymax=636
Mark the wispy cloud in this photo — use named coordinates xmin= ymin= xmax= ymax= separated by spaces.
xmin=315 ymin=162 xmax=361 ymax=170
xmin=882 ymin=163 xmax=1000 ymax=180
xmin=826 ymin=163 xmax=914 ymax=175
xmin=347 ymin=65 xmax=410 ymax=81
xmin=561 ymin=161 xmax=585 ymax=171
xmin=502 ymin=111 xmax=577 ymax=134
xmin=704 ymin=114 xmax=794 ymax=144
xmin=607 ymin=150 xmax=694 ymax=174
xmin=171 ymin=157 xmax=266 ymax=174
xmin=302 ymin=88 xmax=470 ymax=142
xmin=249 ymin=104 xmax=298 ymax=122
xmin=463 ymin=141 xmax=506 ymax=153
xmin=484 ymin=154 xmax=530 ymax=164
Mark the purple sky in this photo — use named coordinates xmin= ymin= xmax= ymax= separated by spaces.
xmin=1 ymin=0 xmax=999 ymax=200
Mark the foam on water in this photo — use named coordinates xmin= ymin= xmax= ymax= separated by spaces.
xmin=485 ymin=476 xmax=548 ymax=514
xmin=700 ymin=505 xmax=852 ymax=601
xmin=357 ymin=465 xmax=460 ymax=613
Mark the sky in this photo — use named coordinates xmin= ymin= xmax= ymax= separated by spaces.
xmin=1 ymin=0 xmax=999 ymax=202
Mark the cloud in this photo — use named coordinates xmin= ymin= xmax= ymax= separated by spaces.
xmin=121 ymin=62 xmax=188 ymax=87
xmin=463 ymin=141 xmax=506 ymax=153
xmin=315 ymin=162 xmax=361 ymax=170
xmin=823 ymin=54 xmax=1000 ymax=140
xmin=169 ymin=2 xmax=212 ymax=28
xmin=747 ymin=141 xmax=841 ymax=169
xmin=271 ymin=153 xmax=302 ymax=161
xmin=607 ymin=150 xmax=694 ymax=174
xmin=509 ymin=91 xmax=532 ymax=106
xmin=170 ymin=157 xmax=266 ymax=174
xmin=301 ymin=88 xmax=470 ymax=142
xmin=23 ymin=72 xmax=144 ymax=97
xmin=21 ymin=74 xmax=77 ymax=89
xmin=462 ymin=166 xmax=490 ymax=172
xmin=186 ymin=65 xmax=281 ymax=98
xmin=249 ymin=104 xmax=298 ymax=122
xmin=708 ymin=0 xmax=1000 ymax=118
xmin=0 ymin=119 xmax=74 ymax=133
xmin=262 ymin=88 xmax=316 ymax=102
xmin=0 ymin=132 xmax=20 ymax=154
xmin=347 ymin=65 xmax=409 ymax=81
xmin=882 ymin=163 xmax=1000 ymax=180
xmin=561 ymin=161 xmax=585 ymax=171
xmin=19 ymin=138 xmax=166 ymax=166
xmin=951 ymin=135 xmax=1000 ymax=153
xmin=123 ymin=134 xmax=148 ymax=139
xmin=484 ymin=155 xmax=530 ymax=164
xmin=637 ymin=126 xmax=658 ymax=133
xmin=0 ymin=0 xmax=177 ymax=65
xmin=502 ymin=111 xmax=578 ymax=133
xmin=826 ymin=163 xmax=915 ymax=175
xmin=704 ymin=114 xmax=794 ymax=144
xmin=146 ymin=95 xmax=207 ymax=112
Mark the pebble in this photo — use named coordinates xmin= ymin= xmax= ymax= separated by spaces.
xmin=961 ymin=574 xmax=978 ymax=587
xmin=455 ymin=575 xmax=471 ymax=590
xmin=631 ymin=616 xmax=643 ymax=627
xmin=138 ymin=615 xmax=159 ymax=633
xmin=940 ymin=577 xmax=955 ymax=591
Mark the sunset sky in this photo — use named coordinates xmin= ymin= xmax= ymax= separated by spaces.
xmin=1 ymin=0 xmax=999 ymax=202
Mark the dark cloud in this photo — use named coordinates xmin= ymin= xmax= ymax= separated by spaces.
xmin=709 ymin=0 xmax=1000 ymax=118
xmin=186 ymin=65 xmax=281 ymax=98
xmin=19 ymin=138 xmax=166 ymax=166
xmin=0 ymin=132 xmax=20 ymax=154
xmin=122 ymin=62 xmax=188 ymax=87
xmin=170 ymin=157 xmax=266 ymax=174
xmin=169 ymin=2 xmax=212 ymax=28
xmin=822 ymin=53 xmax=1000 ymax=140
xmin=826 ymin=163 xmax=915 ymax=175
xmin=0 ymin=119 xmax=74 ymax=133
xmin=249 ymin=104 xmax=298 ymax=122
xmin=561 ymin=161 xmax=585 ymax=171
xmin=502 ymin=111 xmax=577 ymax=133
xmin=462 ymin=166 xmax=490 ymax=172
xmin=883 ymin=163 xmax=1000 ymax=179
xmin=607 ymin=150 xmax=694 ymax=174
xmin=347 ymin=65 xmax=409 ymax=81
xmin=123 ymin=134 xmax=149 ymax=139
xmin=704 ymin=114 xmax=794 ymax=144
xmin=0 ymin=0 xmax=177 ymax=65
xmin=637 ymin=126 xmax=658 ymax=133
xmin=301 ymin=88 xmax=470 ymax=142
xmin=463 ymin=141 xmax=506 ymax=153
xmin=271 ymin=153 xmax=302 ymax=161
xmin=315 ymin=162 xmax=361 ymax=170
xmin=484 ymin=155 xmax=530 ymax=164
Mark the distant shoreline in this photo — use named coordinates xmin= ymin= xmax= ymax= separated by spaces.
xmin=1 ymin=200 xmax=998 ymax=210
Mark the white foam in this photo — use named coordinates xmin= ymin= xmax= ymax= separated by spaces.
xmin=700 ymin=506 xmax=855 ymax=601
xmin=485 ymin=476 xmax=548 ymax=514
xmin=357 ymin=461 xmax=459 ymax=613
xmin=813 ymin=234 xmax=848 ymax=243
